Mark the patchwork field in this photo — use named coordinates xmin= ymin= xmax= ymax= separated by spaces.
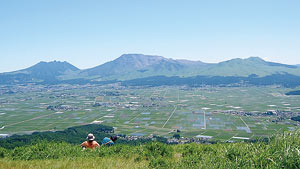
xmin=0 ymin=84 xmax=299 ymax=141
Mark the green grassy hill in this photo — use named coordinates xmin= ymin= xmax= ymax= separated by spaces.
xmin=1 ymin=130 xmax=300 ymax=169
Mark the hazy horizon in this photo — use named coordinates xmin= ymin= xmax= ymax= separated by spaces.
xmin=1 ymin=0 xmax=300 ymax=73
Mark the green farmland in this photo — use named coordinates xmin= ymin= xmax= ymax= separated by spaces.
xmin=0 ymin=84 xmax=300 ymax=141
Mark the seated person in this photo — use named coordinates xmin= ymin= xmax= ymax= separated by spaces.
xmin=101 ymin=136 xmax=117 ymax=146
xmin=81 ymin=133 xmax=100 ymax=149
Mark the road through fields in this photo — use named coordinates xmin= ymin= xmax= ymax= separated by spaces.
xmin=162 ymin=105 xmax=177 ymax=128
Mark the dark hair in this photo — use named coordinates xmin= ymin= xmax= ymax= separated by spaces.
xmin=110 ymin=136 xmax=118 ymax=142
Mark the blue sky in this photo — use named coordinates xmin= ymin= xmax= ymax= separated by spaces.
xmin=0 ymin=0 xmax=300 ymax=72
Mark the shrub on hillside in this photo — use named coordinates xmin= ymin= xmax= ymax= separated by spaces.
xmin=0 ymin=147 xmax=8 ymax=158
xmin=10 ymin=141 xmax=83 ymax=160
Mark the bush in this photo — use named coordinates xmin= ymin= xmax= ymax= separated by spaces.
xmin=143 ymin=142 xmax=173 ymax=159
xmin=0 ymin=147 xmax=8 ymax=158
xmin=10 ymin=141 xmax=83 ymax=160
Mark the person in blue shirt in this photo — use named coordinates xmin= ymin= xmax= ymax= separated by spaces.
xmin=101 ymin=136 xmax=117 ymax=146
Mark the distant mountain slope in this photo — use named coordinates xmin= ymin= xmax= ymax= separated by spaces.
xmin=0 ymin=61 xmax=79 ymax=84
xmin=1 ymin=54 xmax=300 ymax=86
xmin=77 ymin=55 xmax=300 ymax=81
xmin=78 ymin=54 xmax=210 ymax=80
xmin=17 ymin=61 xmax=79 ymax=77
xmin=192 ymin=57 xmax=300 ymax=77
xmin=80 ymin=54 xmax=167 ymax=76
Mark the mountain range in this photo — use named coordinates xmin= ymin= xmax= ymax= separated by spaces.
xmin=1 ymin=54 xmax=300 ymax=87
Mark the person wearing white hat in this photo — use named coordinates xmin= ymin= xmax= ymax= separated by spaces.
xmin=81 ymin=133 xmax=100 ymax=149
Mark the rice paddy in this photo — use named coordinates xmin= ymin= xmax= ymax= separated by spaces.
xmin=0 ymin=84 xmax=299 ymax=141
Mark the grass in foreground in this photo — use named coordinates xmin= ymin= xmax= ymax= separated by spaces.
xmin=0 ymin=158 xmax=147 ymax=169
xmin=1 ymin=130 xmax=300 ymax=168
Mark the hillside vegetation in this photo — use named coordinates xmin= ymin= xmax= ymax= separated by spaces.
xmin=1 ymin=130 xmax=300 ymax=169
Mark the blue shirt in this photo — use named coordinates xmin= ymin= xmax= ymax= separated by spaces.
xmin=101 ymin=137 xmax=114 ymax=146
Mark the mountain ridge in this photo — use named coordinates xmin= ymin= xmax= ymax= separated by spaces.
xmin=1 ymin=54 xmax=300 ymax=85
xmin=1 ymin=61 xmax=79 ymax=84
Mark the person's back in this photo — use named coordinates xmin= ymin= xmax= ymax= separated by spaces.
xmin=101 ymin=136 xmax=117 ymax=147
xmin=81 ymin=133 xmax=100 ymax=149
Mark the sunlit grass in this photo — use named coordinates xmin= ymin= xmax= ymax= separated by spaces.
xmin=1 ymin=130 xmax=300 ymax=168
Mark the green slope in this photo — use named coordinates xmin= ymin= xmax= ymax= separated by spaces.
xmin=1 ymin=130 xmax=300 ymax=168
